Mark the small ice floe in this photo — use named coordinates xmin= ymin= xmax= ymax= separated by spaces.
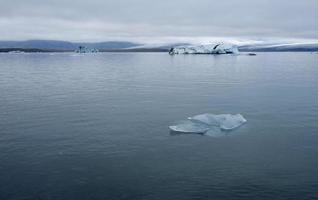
xmin=75 ymin=46 xmax=99 ymax=53
xmin=169 ymin=113 xmax=247 ymax=137
xmin=247 ymin=53 xmax=257 ymax=56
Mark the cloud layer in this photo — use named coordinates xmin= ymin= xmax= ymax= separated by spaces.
xmin=1 ymin=0 xmax=318 ymax=42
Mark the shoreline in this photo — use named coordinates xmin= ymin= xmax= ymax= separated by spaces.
xmin=1 ymin=48 xmax=318 ymax=53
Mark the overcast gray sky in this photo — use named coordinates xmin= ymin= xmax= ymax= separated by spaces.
xmin=1 ymin=0 xmax=318 ymax=43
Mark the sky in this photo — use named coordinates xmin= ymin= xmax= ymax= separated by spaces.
xmin=0 ymin=0 xmax=318 ymax=44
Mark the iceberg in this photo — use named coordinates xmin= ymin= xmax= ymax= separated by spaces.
xmin=169 ymin=113 xmax=246 ymax=137
xmin=75 ymin=46 xmax=99 ymax=53
xmin=169 ymin=43 xmax=239 ymax=55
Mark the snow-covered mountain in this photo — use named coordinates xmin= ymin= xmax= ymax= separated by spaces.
xmin=0 ymin=40 xmax=140 ymax=51
xmin=238 ymin=42 xmax=318 ymax=52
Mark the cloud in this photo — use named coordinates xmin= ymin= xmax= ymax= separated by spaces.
xmin=0 ymin=0 xmax=318 ymax=42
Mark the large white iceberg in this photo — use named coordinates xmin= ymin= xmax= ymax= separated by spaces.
xmin=169 ymin=113 xmax=246 ymax=137
xmin=169 ymin=43 xmax=239 ymax=55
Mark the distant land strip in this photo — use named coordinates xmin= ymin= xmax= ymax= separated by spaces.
xmin=0 ymin=48 xmax=169 ymax=53
xmin=1 ymin=48 xmax=318 ymax=53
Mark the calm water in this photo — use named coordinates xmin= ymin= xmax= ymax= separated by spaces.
xmin=1 ymin=52 xmax=318 ymax=200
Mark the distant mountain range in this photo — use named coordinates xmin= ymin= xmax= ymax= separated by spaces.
xmin=238 ymin=43 xmax=318 ymax=52
xmin=0 ymin=40 xmax=318 ymax=52
xmin=0 ymin=40 xmax=141 ymax=51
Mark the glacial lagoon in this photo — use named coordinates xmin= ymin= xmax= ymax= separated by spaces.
xmin=1 ymin=52 xmax=318 ymax=199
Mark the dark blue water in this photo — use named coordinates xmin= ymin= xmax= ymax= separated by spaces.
xmin=1 ymin=52 xmax=318 ymax=200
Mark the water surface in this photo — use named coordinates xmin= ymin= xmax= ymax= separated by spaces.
xmin=1 ymin=52 xmax=318 ymax=200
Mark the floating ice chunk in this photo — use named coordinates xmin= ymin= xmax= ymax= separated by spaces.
xmin=204 ymin=127 xmax=223 ymax=137
xmin=188 ymin=113 xmax=224 ymax=126
xmin=169 ymin=43 xmax=239 ymax=55
xmin=189 ymin=113 xmax=247 ymax=130
xmin=169 ymin=113 xmax=246 ymax=137
xmin=219 ymin=114 xmax=247 ymax=130
xmin=169 ymin=120 xmax=210 ymax=134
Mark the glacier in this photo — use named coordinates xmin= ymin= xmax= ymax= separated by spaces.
xmin=169 ymin=43 xmax=239 ymax=55
xmin=169 ymin=113 xmax=246 ymax=137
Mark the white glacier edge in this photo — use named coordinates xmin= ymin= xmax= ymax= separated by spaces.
xmin=169 ymin=43 xmax=239 ymax=55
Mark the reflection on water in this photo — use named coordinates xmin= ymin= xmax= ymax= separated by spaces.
xmin=1 ymin=52 xmax=318 ymax=200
